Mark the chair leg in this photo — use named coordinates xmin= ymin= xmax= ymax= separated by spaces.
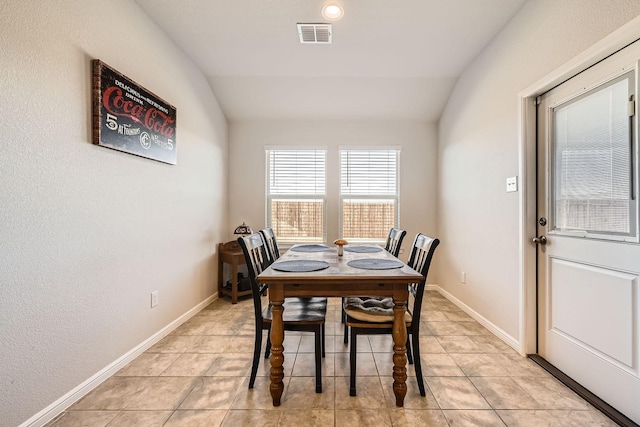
xmin=349 ymin=327 xmax=357 ymax=396
xmin=250 ymin=328 xmax=262 ymax=389
xmin=264 ymin=329 xmax=272 ymax=359
xmin=411 ymin=332 xmax=426 ymax=396
xmin=321 ymin=323 xmax=326 ymax=358
xmin=315 ymin=326 xmax=323 ymax=393
xmin=406 ymin=332 xmax=414 ymax=365
xmin=342 ymin=298 xmax=348 ymax=344
xmin=343 ymin=320 xmax=349 ymax=344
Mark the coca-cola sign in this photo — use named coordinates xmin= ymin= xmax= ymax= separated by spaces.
xmin=92 ymin=60 xmax=177 ymax=164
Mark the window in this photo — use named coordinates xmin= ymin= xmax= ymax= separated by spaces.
xmin=552 ymin=71 xmax=636 ymax=238
xmin=266 ymin=148 xmax=326 ymax=243
xmin=340 ymin=148 xmax=400 ymax=242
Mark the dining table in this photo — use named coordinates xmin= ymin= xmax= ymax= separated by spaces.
xmin=256 ymin=243 xmax=424 ymax=407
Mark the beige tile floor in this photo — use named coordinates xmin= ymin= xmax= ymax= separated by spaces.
xmin=47 ymin=291 xmax=616 ymax=426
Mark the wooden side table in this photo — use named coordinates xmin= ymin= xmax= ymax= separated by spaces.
xmin=218 ymin=240 xmax=251 ymax=304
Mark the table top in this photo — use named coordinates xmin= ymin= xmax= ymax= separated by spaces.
xmin=257 ymin=244 xmax=423 ymax=285
xmin=219 ymin=240 xmax=242 ymax=253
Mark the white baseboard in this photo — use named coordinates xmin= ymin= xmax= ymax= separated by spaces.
xmin=426 ymin=285 xmax=523 ymax=355
xmin=21 ymin=294 xmax=219 ymax=427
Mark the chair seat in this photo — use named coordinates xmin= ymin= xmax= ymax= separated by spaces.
xmin=344 ymin=297 xmax=412 ymax=323
xmin=263 ymin=297 xmax=327 ymax=323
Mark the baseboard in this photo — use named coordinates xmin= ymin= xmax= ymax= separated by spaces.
xmin=426 ymin=284 xmax=522 ymax=354
xmin=21 ymin=293 xmax=219 ymax=427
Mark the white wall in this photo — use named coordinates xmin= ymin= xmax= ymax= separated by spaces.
xmin=228 ymin=120 xmax=437 ymax=266
xmin=0 ymin=1 xmax=228 ymax=425
xmin=437 ymin=0 xmax=640 ymax=344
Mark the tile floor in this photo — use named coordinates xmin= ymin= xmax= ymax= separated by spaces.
xmin=47 ymin=291 xmax=616 ymax=426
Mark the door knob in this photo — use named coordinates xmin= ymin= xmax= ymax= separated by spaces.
xmin=532 ymin=236 xmax=547 ymax=245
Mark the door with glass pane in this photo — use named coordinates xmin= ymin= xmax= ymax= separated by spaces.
xmin=536 ymin=44 xmax=640 ymax=423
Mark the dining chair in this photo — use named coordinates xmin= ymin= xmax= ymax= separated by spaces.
xmin=237 ymin=233 xmax=327 ymax=393
xmin=343 ymin=233 xmax=439 ymax=396
xmin=259 ymin=227 xmax=326 ymax=356
xmin=259 ymin=227 xmax=280 ymax=262
xmin=342 ymin=228 xmax=407 ymax=343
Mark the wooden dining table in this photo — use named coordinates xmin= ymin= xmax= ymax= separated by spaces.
xmin=256 ymin=244 xmax=423 ymax=407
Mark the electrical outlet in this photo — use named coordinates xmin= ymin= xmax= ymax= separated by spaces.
xmin=151 ymin=291 xmax=159 ymax=308
xmin=461 ymin=271 xmax=466 ymax=284
xmin=506 ymin=176 xmax=518 ymax=192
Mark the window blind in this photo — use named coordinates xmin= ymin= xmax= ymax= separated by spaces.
xmin=340 ymin=149 xmax=398 ymax=195
xmin=553 ymin=75 xmax=633 ymax=236
xmin=268 ymin=149 xmax=326 ymax=195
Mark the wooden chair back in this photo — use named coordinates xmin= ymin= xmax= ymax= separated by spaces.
xmin=384 ymin=228 xmax=407 ymax=257
xmin=405 ymin=233 xmax=439 ymax=323
xmin=259 ymin=227 xmax=280 ymax=262
xmin=237 ymin=233 xmax=271 ymax=320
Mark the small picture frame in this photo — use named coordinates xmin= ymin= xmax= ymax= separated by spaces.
xmin=91 ymin=60 xmax=177 ymax=165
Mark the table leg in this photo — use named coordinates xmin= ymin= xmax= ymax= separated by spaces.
xmin=231 ymin=263 xmax=238 ymax=304
xmin=217 ymin=245 xmax=224 ymax=299
xmin=392 ymin=293 xmax=408 ymax=407
xmin=269 ymin=287 xmax=285 ymax=406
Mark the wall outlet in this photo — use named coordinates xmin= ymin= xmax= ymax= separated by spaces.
xmin=151 ymin=291 xmax=159 ymax=308
xmin=461 ymin=271 xmax=466 ymax=284
xmin=506 ymin=176 xmax=518 ymax=192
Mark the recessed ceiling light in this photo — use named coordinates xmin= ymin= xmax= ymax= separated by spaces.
xmin=321 ymin=2 xmax=344 ymax=21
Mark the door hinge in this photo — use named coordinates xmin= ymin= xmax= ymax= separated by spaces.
xmin=536 ymin=96 xmax=542 ymax=105
xmin=629 ymin=95 xmax=635 ymax=117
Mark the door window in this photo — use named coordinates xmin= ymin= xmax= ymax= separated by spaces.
xmin=551 ymin=71 xmax=637 ymax=239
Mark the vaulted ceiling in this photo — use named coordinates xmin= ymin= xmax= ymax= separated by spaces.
xmin=134 ymin=0 xmax=527 ymax=122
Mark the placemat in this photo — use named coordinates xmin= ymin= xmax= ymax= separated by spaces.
xmin=347 ymin=258 xmax=404 ymax=270
xmin=290 ymin=244 xmax=330 ymax=252
xmin=344 ymin=246 xmax=383 ymax=253
xmin=271 ymin=260 xmax=330 ymax=272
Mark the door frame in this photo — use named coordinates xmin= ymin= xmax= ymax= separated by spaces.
xmin=518 ymin=16 xmax=640 ymax=356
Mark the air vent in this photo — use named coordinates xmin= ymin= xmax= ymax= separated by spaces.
xmin=297 ymin=23 xmax=332 ymax=44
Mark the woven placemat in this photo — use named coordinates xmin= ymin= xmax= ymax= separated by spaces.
xmin=347 ymin=258 xmax=403 ymax=270
xmin=290 ymin=244 xmax=330 ymax=252
xmin=271 ymin=260 xmax=330 ymax=272
xmin=344 ymin=246 xmax=383 ymax=253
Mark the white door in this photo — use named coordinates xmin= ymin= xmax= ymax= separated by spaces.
xmin=537 ymin=40 xmax=640 ymax=424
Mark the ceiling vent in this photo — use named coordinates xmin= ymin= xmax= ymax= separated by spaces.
xmin=297 ymin=23 xmax=332 ymax=44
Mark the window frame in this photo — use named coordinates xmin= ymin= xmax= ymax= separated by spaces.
xmin=338 ymin=147 xmax=401 ymax=244
xmin=548 ymin=70 xmax=638 ymax=242
xmin=265 ymin=147 xmax=327 ymax=244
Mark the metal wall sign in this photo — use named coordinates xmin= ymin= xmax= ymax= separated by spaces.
xmin=91 ymin=60 xmax=177 ymax=165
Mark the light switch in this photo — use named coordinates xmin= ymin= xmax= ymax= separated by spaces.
xmin=506 ymin=176 xmax=518 ymax=193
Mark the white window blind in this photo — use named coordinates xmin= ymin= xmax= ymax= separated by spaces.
xmin=553 ymin=72 xmax=635 ymax=236
xmin=266 ymin=149 xmax=326 ymax=243
xmin=340 ymin=148 xmax=400 ymax=242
